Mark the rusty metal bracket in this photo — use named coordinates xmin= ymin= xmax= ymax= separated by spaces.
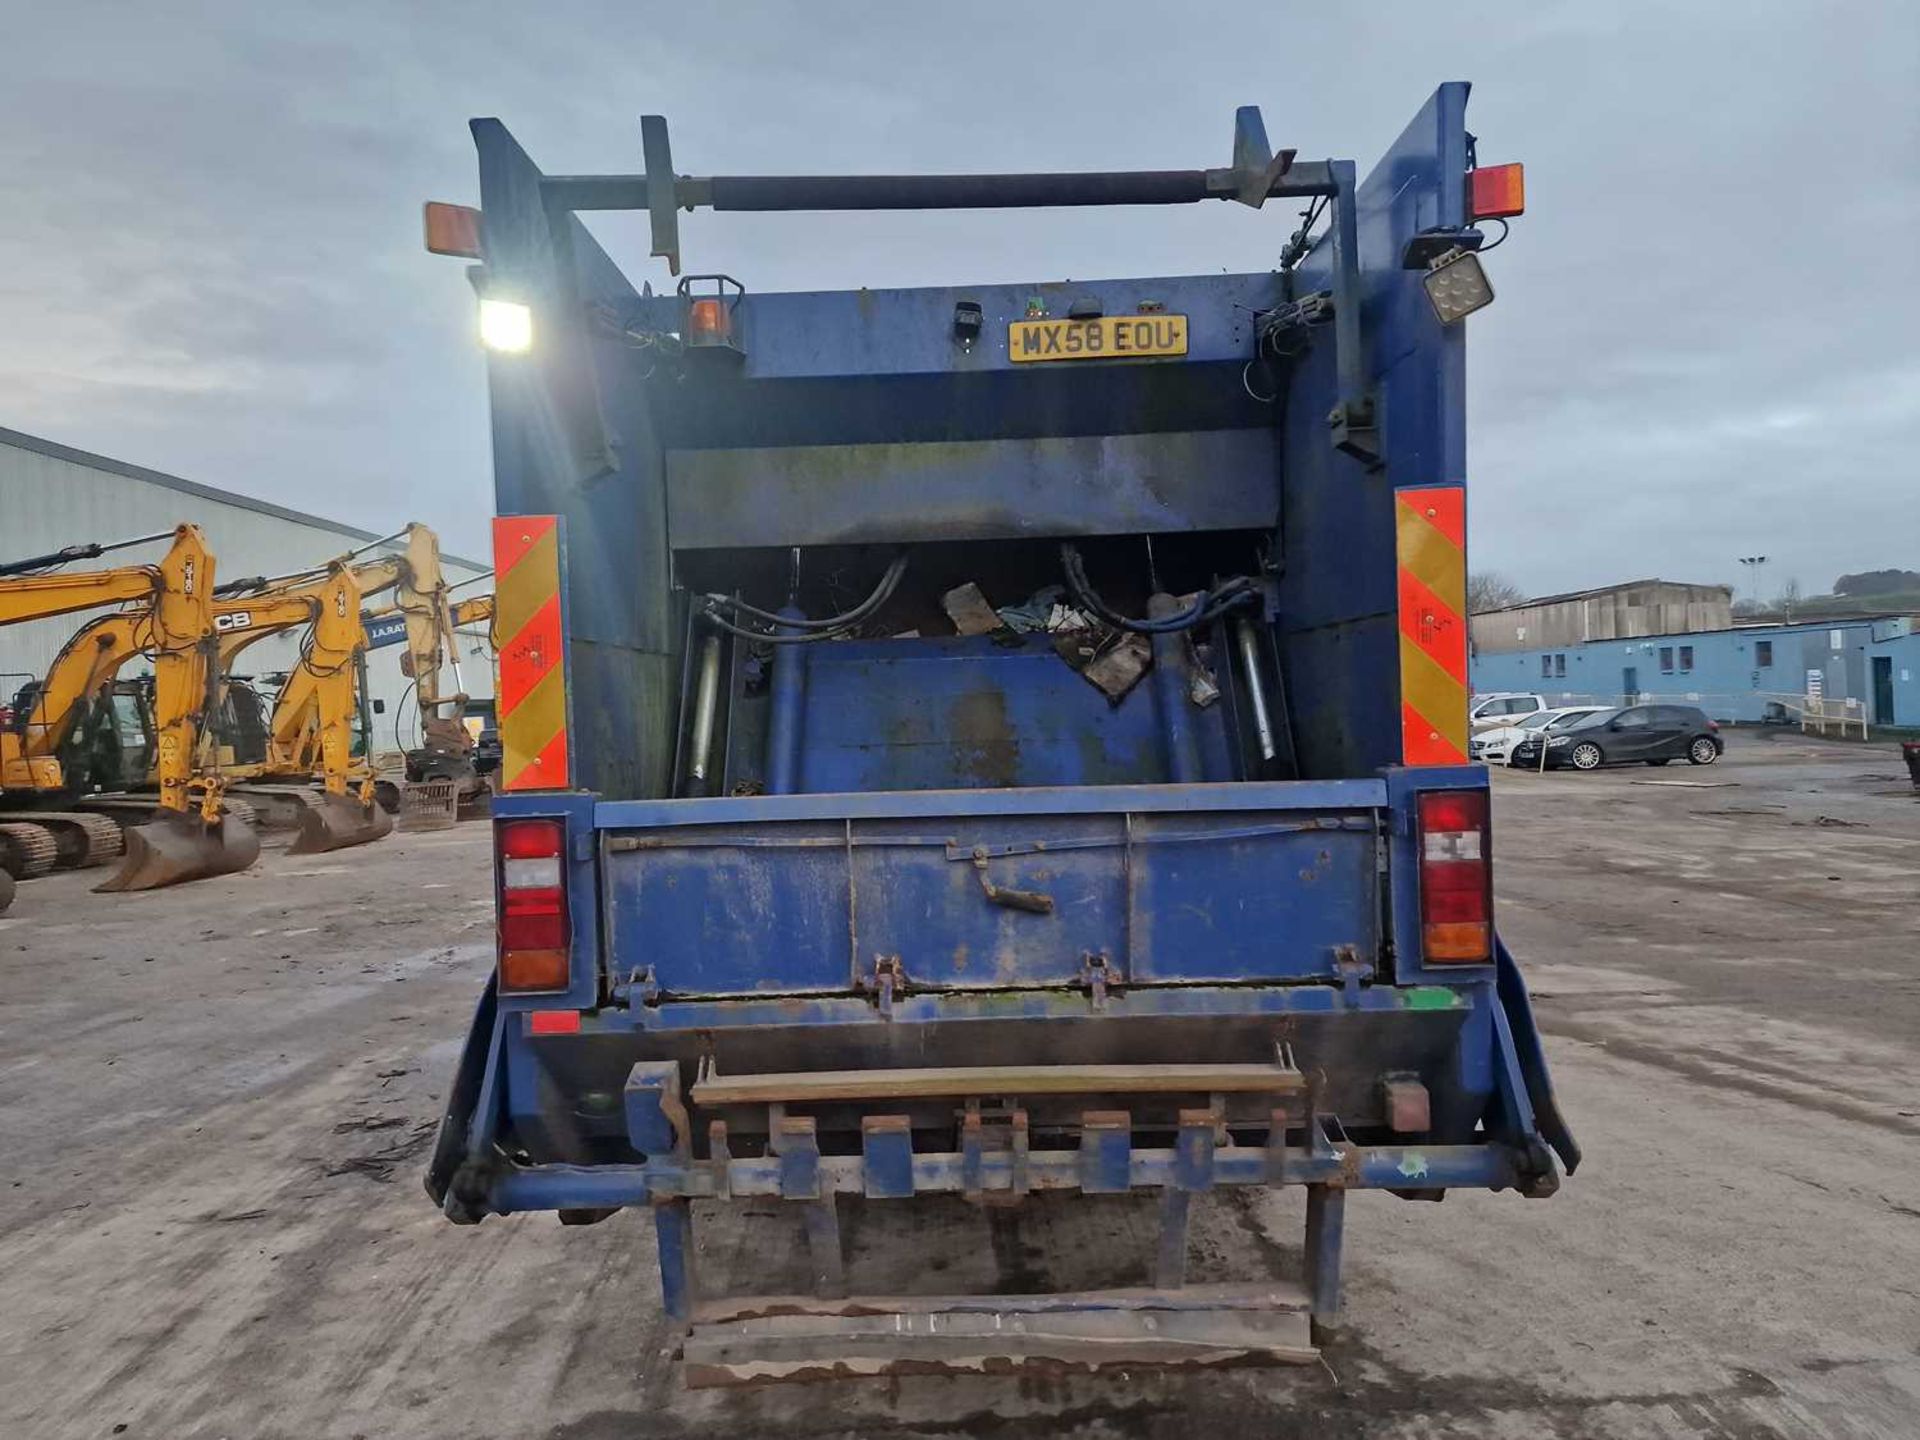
xmin=1078 ymin=951 xmax=1122 ymax=1009
xmin=1332 ymin=945 xmax=1373 ymax=1004
xmin=855 ymin=954 xmax=908 ymax=1015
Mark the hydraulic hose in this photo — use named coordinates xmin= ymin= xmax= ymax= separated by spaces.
xmin=1059 ymin=544 xmax=1258 ymax=633
xmin=699 ymin=552 xmax=909 ymax=643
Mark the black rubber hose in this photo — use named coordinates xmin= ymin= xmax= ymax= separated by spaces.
xmin=1060 ymin=544 xmax=1257 ymax=634
xmin=700 ymin=553 xmax=910 ymax=642
xmin=705 ymin=552 xmax=909 ymax=631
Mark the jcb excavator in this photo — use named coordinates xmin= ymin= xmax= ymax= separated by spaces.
xmin=0 ymin=525 xmax=260 ymax=891
xmin=22 ymin=526 xmax=451 ymax=856
xmin=201 ymin=524 xmax=452 ymax=851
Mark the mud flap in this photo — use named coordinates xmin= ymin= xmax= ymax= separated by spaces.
xmin=95 ymin=812 xmax=261 ymax=892
xmin=1494 ymin=937 xmax=1581 ymax=1174
xmin=288 ymin=793 xmax=395 ymax=854
xmin=425 ymin=974 xmax=501 ymax=1222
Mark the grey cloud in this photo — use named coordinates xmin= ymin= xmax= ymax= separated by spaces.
xmin=3 ymin=1 xmax=1916 ymax=589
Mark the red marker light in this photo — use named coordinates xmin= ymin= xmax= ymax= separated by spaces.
xmin=1470 ymin=163 xmax=1526 ymax=221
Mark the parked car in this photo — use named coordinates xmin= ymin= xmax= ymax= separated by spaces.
xmin=1473 ymin=705 xmax=1609 ymax=765
xmin=1511 ymin=704 xmax=1724 ymax=770
xmin=1470 ymin=691 xmax=1547 ymax=730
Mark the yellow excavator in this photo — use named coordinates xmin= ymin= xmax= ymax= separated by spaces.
xmin=0 ymin=525 xmax=260 ymax=891
xmin=23 ymin=525 xmax=452 ymax=856
xmin=202 ymin=524 xmax=452 ymax=851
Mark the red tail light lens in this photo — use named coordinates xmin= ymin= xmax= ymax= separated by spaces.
xmin=497 ymin=819 xmax=570 ymax=993
xmin=1417 ymin=789 xmax=1492 ymax=964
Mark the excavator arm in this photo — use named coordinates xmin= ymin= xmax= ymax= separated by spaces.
xmin=95 ymin=527 xmax=261 ymax=890
xmin=7 ymin=612 xmax=151 ymax=781
xmin=0 ymin=564 xmax=169 ymax=625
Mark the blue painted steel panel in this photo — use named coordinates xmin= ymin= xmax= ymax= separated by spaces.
xmin=791 ymin=635 xmax=1230 ymax=793
xmin=1278 ymin=83 xmax=1471 ymax=778
xmin=601 ymin=796 xmax=1378 ymax=995
xmin=623 ymin=273 xmax=1282 ymax=380
xmin=586 ymin=777 xmax=1388 ymax=829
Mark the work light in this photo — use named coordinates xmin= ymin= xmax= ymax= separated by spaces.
xmin=479 ymin=299 xmax=533 ymax=353
xmin=1423 ymin=249 xmax=1494 ymax=326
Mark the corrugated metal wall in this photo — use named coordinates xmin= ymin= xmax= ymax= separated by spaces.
xmin=0 ymin=433 xmax=492 ymax=745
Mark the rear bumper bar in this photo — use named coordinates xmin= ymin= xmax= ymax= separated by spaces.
xmin=484 ymin=1136 xmax=1527 ymax=1214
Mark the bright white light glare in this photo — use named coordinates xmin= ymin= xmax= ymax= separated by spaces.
xmin=479 ymin=299 xmax=533 ymax=353
xmin=1423 ymin=251 xmax=1494 ymax=325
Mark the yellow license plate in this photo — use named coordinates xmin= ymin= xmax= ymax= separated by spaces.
xmin=1007 ymin=314 xmax=1188 ymax=363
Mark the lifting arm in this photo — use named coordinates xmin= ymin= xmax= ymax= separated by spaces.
xmin=0 ymin=525 xmax=205 ymax=627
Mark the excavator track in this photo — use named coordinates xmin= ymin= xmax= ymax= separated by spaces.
xmin=0 ymin=821 xmax=60 ymax=880
xmin=76 ymin=794 xmax=259 ymax=831
xmin=11 ymin=812 xmax=124 ymax=869
xmin=227 ymin=784 xmax=324 ymax=831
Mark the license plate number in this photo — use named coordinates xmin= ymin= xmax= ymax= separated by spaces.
xmin=1007 ymin=314 xmax=1188 ymax=363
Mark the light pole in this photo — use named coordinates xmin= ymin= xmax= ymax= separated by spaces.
xmin=1738 ymin=556 xmax=1768 ymax=613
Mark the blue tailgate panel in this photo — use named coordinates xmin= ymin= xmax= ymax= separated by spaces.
xmin=602 ymin=796 xmax=1379 ymax=996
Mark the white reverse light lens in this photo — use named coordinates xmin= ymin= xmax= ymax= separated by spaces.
xmin=479 ymin=299 xmax=533 ymax=353
xmin=502 ymin=855 xmax=561 ymax=890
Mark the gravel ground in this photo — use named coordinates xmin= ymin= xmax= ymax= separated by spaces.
xmin=1 ymin=731 xmax=1915 ymax=1438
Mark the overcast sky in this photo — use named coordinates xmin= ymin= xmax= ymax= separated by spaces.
xmin=5 ymin=2 xmax=1916 ymax=599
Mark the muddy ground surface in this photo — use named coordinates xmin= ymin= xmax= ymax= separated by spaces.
xmin=1 ymin=731 xmax=1916 ymax=1438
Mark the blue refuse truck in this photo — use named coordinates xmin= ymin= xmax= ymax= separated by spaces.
xmin=425 ymin=83 xmax=1577 ymax=1383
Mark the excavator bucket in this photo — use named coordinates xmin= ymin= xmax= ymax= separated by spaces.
xmin=96 ymin=811 xmax=261 ymax=892
xmin=288 ymin=792 xmax=394 ymax=855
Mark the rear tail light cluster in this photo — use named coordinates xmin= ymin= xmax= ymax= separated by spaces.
xmin=497 ymin=819 xmax=571 ymax=993
xmin=1416 ymin=789 xmax=1493 ymax=965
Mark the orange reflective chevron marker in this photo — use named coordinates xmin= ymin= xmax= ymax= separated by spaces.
xmin=493 ymin=515 xmax=572 ymax=791
xmin=1395 ymin=485 xmax=1469 ymax=765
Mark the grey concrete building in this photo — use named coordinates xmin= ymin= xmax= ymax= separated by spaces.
xmin=1470 ymin=579 xmax=1733 ymax=656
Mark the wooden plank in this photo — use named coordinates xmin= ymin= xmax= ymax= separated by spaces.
xmin=692 ymin=1061 xmax=1306 ymax=1106
xmin=683 ymin=1305 xmax=1316 ymax=1386
xmin=692 ymin=1281 xmax=1311 ymax=1327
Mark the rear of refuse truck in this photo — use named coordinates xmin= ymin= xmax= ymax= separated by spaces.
xmin=425 ymin=82 xmax=1578 ymax=1382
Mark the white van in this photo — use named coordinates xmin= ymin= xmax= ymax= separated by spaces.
xmin=1469 ymin=692 xmax=1547 ymax=731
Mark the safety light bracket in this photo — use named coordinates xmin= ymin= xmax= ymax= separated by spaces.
xmin=1401 ymin=225 xmax=1485 ymax=269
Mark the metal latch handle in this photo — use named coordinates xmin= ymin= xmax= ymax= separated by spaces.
xmin=972 ymin=855 xmax=1053 ymax=914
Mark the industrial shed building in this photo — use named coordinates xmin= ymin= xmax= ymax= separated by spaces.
xmin=0 ymin=427 xmax=492 ymax=753
xmin=1470 ymin=579 xmax=1734 ymax=655
xmin=1471 ymin=613 xmax=1920 ymax=728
